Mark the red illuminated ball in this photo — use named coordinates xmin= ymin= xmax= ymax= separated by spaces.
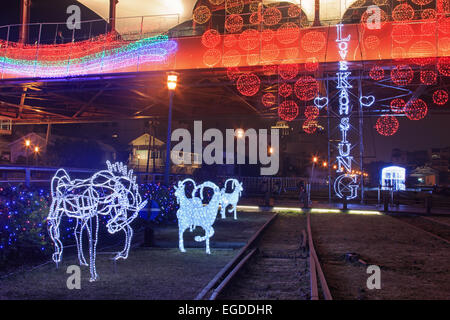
xmin=433 ymin=90 xmax=449 ymax=105
xmin=294 ymin=76 xmax=319 ymax=101
xmin=236 ymin=73 xmax=261 ymax=96
xmin=376 ymin=115 xmax=399 ymax=136
xmin=278 ymin=100 xmax=299 ymax=121
xmin=405 ymin=99 xmax=428 ymax=120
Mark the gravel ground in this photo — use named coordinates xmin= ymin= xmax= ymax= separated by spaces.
xmin=311 ymin=213 xmax=450 ymax=300
xmin=219 ymin=213 xmax=310 ymax=300
xmin=0 ymin=212 xmax=273 ymax=300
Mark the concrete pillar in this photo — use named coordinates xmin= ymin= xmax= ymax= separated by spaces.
xmin=109 ymin=0 xmax=119 ymax=33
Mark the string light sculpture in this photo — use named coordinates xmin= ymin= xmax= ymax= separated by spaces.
xmin=305 ymin=105 xmax=320 ymax=119
xmin=369 ymin=65 xmax=385 ymax=80
xmin=236 ymin=73 xmax=261 ymax=96
xmin=278 ymin=63 xmax=298 ymax=80
xmin=225 ymin=14 xmax=244 ymax=33
xmin=303 ymin=119 xmax=318 ymax=134
xmin=175 ymin=179 xmax=221 ymax=254
xmin=47 ymin=161 xmax=147 ymax=282
xmin=391 ymin=24 xmax=414 ymax=44
xmin=305 ymin=57 xmax=319 ymax=72
xmin=391 ymin=64 xmax=414 ymax=86
xmin=294 ymin=76 xmax=319 ymax=101
xmin=301 ymin=31 xmax=326 ymax=53
xmin=224 ymin=34 xmax=238 ymax=48
xmin=364 ymin=35 xmax=380 ymax=49
xmin=225 ymin=0 xmax=244 ymax=14
xmin=390 ymin=98 xmax=406 ymax=113
xmin=263 ymin=7 xmax=282 ymax=26
xmin=392 ymin=3 xmax=414 ymax=22
xmin=276 ymin=23 xmax=300 ymax=45
xmin=438 ymin=57 xmax=450 ymax=76
xmin=288 ymin=4 xmax=301 ymax=18
xmin=0 ymin=35 xmax=177 ymax=78
xmin=405 ymin=98 xmax=428 ymax=120
xmin=222 ymin=49 xmax=241 ymax=67
xmin=203 ymin=49 xmax=222 ymax=67
xmin=193 ymin=5 xmax=212 ymax=24
xmin=278 ymin=83 xmax=293 ymax=97
xmin=220 ymin=179 xmax=243 ymax=220
xmin=262 ymin=29 xmax=274 ymax=42
xmin=375 ymin=115 xmax=399 ymax=136
xmin=239 ymin=29 xmax=260 ymax=51
xmin=433 ymin=89 xmax=449 ymax=105
xmin=278 ymin=100 xmax=299 ymax=121
xmin=261 ymin=43 xmax=280 ymax=62
xmin=262 ymin=92 xmax=276 ymax=107
xmin=420 ymin=70 xmax=437 ymax=85
xmin=202 ymin=29 xmax=221 ymax=48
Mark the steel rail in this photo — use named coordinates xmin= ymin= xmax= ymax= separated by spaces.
xmin=194 ymin=213 xmax=277 ymax=300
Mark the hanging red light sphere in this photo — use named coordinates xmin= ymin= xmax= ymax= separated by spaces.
xmin=420 ymin=70 xmax=437 ymax=85
xmin=249 ymin=12 xmax=261 ymax=25
xmin=294 ymin=76 xmax=319 ymax=101
xmin=278 ymin=100 xmax=299 ymax=121
xmin=437 ymin=57 xmax=450 ymax=76
xmin=303 ymin=119 xmax=318 ymax=134
xmin=263 ymin=7 xmax=282 ymax=26
xmin=225 ymin=14 xmax=244 ymax=33
xmin=305 ymin=105 xmax=320 ymax=119
xmin=391 ymin=65 xmax=414 ymax=86
xmin=391 ymin=24 xmax=414 ymax=44
xmin=392 ymin=3 xmax=415 ymax=22
xmin=222 ymin=49 xmax=241 ymax=67
xmin=236 ymin=73 xmax=261 ymax=96
xmin=305 ymin=57 xmax=319 ymax=72
xmin=390 ymin=98 xmax=406 ymax=114
xmin=433 ymin=89 xmax=449 ymax=105
xmin=278 ymin=83 xmax=293 ymax=98
xmin=202 ymin=29 xmax=221 ymax=48
xmin=288 ymin=4 xmax=301 ymax=18
xmin=405 ymin=99 xmax=428 ymax=120
xmin=224 ymin=34 xmax=237 ymax=48
xmin=262 ymin=28 xmax=274 ymax=42
xmin=263 ymin=64 xmax=277 ymax=76
xmin=369 ymin=65 xmax=385 ymax=81
xmin=203 ymin=49 xmax=221 ymax=67
xmin=376 ymin=115 xmax=399 ymax=136
xmin=278 ymin=64 xmax=298 ymax=80
xmin=421 ymin=8 xmax=437 ymax=20
xmin=262 ymin=93 xmax=276 ymax=107
xmin=364 ymin=35 xmax=380 ymax=49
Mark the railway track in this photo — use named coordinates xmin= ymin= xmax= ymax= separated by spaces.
xmin=195 ymin=212 xmax=332 ymax=300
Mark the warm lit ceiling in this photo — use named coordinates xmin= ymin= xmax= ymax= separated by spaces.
xmin=77 ymin=0 xmax=363 ymax=34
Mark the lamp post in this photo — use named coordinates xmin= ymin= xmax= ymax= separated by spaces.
xmin=164 ymin=73 xmax=178 ymax=186
xmin=25 ymin=139 xmax=31 ymax=165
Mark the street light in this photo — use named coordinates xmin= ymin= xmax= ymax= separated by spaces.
xmin=25 ymin=139 xmax=31 ymax=165
xmin=236 ymin=128 xmax=245 ymax=139
xmin=164 ymin=72 xmax=178 ymax=186
xmin=33 ymin=146 xmax=39 ymax=165
xmin=322 ymin=161 xmax=327 ymax=168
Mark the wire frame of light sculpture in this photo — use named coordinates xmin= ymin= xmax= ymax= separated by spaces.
xmin=220 ymin=179 xmax=243 ymax=220
xmin=236 ymin=73 xmax=261 ymax=96
xmin=174 ymin=179 xmax=222 ymax=254
xmin=47 ymin=161 xmax=148 ymax=281
xmin=278 ymin=100 xmax=299 ymax=121
xmin=433 ymin=89 xmax=449 ymax=105
xmin=405 ymin=98 xmax=428 ymax=120
xmin=375 ymin=115 xmax=399 ymax=136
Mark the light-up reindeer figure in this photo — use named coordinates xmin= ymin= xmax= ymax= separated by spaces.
xmin=47 ymin=161 xmax=147 ymax=281
xmin=175 ymin=180 xmax=221 ymax=254
xmin=220 ymin=179 xmax=243 ymax=220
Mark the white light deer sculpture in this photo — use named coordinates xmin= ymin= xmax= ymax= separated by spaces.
xmin=174 ymin=179 xmax=221 ymax=254
xmin=47 ymin=161 xmax=147 ymax=281
xmin=220 ymin=179 xmax=243 ymax=220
